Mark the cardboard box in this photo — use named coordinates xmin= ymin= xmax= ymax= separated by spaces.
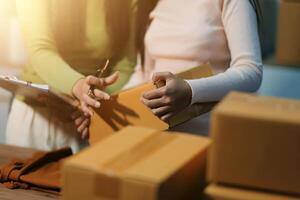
xmin=208 ymin=92 xmax=300 ymax=195
xmin=89 ymin=64 xmax=213 ymax=144
xmin=205 ymin=184 xmax=300 ymax=200
xmin=63 ymin=126 xmax=210 ymax=200
xmin=276 ymin=0 xmax=300 ymax=66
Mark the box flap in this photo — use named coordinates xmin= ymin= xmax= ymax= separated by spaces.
xmin=176 ymin=63 xmax=213 ymax=80
xmin=89 ymin=84 xmax=168 ymax=144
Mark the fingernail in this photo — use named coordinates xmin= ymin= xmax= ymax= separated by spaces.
xmin=105 ymin=94 xmax=110 ymax=100
xmin=95 ymin=102 xmax=101 ymax=108
xmin=82 ymin=128 xmax=88 ymax=139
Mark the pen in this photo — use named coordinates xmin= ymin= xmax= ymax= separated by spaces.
xmin=88 ymin=59 xmax=110 ymax=98
xmin=95 ymin=59 xmax=110 ymax=79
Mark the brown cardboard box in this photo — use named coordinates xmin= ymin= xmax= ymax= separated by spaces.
xmin=205 ymin=184 xmax=300 ymax=200
xmin=276 ymin=0 xmax=300 ymax=66
xmin=63 ymin=126 xmax=210 ymax=200
xmin=89 ymin=64 xmax=213 ymax=144
xmin=208 ymin=92 xmax=300 ymax=195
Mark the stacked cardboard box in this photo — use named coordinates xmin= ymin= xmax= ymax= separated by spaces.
xmin=63 ymin=126 xmax=210 ymax=200
xmin=205 ymin=184 xmax=299 ymax=200
xmin=276 ymin=0 xmax=300 ymax=66
xmin=205 ymin=92 xmax=300 ymax=199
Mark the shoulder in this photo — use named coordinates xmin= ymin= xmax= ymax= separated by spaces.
xmin=219 ymin=0 xmax=254 ymax=13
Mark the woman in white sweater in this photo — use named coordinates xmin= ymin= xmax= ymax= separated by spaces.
xmin=132 ymin=0 xmax=263 ymax=134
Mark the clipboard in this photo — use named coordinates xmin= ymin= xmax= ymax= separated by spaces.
xmin=0 ymin=75 xmax=78 ymax=115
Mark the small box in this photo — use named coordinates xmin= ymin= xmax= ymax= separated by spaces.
xmin=89 ymin=64 xmax=213 ymax=144
xmin=205 ymin=184 xmax=300 ymax=200
xmin=276 ymin=0 xmax=300 ymax=66
xmin=63 ymin=126 xmax=211 ymax=200
xmin=208 ymin=92 xmax=300 ymax=195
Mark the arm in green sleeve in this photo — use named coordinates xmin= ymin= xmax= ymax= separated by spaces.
xmin=105 ymin=55 xmax=136 ymax=94
xmin=16 ymin=0 xmax=84 ymax=95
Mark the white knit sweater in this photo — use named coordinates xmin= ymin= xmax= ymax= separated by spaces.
xmin=125 ymin=0 xmax=262 ymax=104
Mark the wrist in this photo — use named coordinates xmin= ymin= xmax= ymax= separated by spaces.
xmin=72 ymin=78 xmax=85 ymax=99
xmin=184 ymin=80 xmax=194 ymax=106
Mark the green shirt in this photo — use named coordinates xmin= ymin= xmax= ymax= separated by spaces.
xmin=16 ymin=0 xmax=136 ymax=96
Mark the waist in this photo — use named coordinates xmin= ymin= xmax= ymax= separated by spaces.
xmin=154 ymin=58 xmax=231 ymax=75
xmin=16 ymin=95 xmax=46 ymax=107
xmin=154 ymin=58 xmax=205 ymax=74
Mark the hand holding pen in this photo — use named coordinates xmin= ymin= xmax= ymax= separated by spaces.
xmin=72 ymin=59 xmax=119 ymax=116
xmin=87 ymin=59 xmax=110 ymax=99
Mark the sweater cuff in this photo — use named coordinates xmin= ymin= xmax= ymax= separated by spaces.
xmin=66 ymin=73 xmax=85 ymax=96
xmin=186 ymin=79 xmax=198 ymax=105
xmin=105 ymin=71 xmax=132 ymax=95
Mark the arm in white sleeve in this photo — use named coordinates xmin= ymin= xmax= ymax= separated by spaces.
xmin=187 ymin=0 xmax=263 ymax=104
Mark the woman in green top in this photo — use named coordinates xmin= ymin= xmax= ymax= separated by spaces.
xmin=6 ymin=0 xmax=157 ymax=152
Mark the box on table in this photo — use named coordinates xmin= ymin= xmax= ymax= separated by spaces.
xmin=205 ymin=184 xmax=300 ymax=200
xmin=276 ymin=0 xmax=300 ymax=66
xmin=63 ymin=126 xmax=210 ymax=200
xmin=208 ymin=92 xmax=300 ymax=195
xmin=89 ymin=64 xmax=213 ymax=144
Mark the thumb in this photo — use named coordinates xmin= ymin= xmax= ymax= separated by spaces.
xmin=152 ymin=72 xmax=173 ymax=83
xmin=103 ymin=71 xmax=119 ymax=86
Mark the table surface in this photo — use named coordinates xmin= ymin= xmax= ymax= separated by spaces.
xmin=258 ymin=64 xmax=300 ymax=100
xmin=0 ymin=144 xmax=59 ymax=200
